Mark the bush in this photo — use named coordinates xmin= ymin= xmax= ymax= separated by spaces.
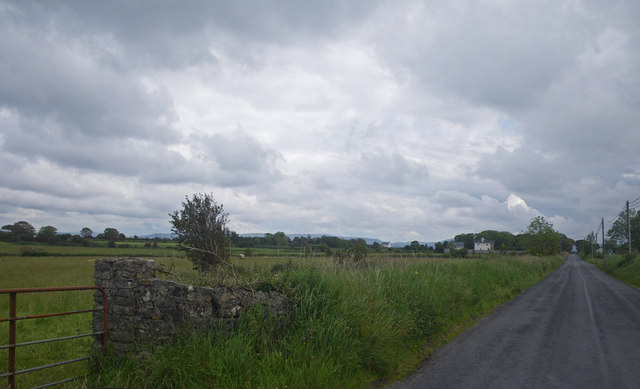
xmin=19 ymin=247 xmax=48 ymax=257
xmin=169 ymin=193 xmax=230 ymax=272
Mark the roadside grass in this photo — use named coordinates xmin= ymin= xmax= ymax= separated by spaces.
xmin=0 ymin=251 xmax=565 ymax=388
xmin=594 ymin=254 xmax=640 ymax=288
xmin=90 ymin=254 xmax=565 ymax=388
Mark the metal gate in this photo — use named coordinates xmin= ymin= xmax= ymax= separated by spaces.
xmin=0 ymin=286 xmax=109 ymax=388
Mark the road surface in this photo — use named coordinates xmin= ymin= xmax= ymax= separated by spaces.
xmin=392 ymin=254 xmax=640 ymax=388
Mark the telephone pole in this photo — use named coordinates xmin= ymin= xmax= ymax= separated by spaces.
xmin=626 ymin=201 xmax=631 ymax=254
xmin=602 ymin=217 xmax=605 ymax=258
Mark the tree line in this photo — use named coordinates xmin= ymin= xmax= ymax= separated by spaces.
xmin=0 ymin=222 xmax=164 ymax=247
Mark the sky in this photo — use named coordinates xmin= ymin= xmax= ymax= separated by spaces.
xmin=1 ymin=1 xmax=639 ymax=242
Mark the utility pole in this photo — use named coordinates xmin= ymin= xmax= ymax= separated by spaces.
xmin=628 ymin=200 xmax=632 ymax=255
xmin=602 ymin=217 xmax=605 ymax=258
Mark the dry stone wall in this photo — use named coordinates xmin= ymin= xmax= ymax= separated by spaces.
xmin=93 ymin=257 xmax=291 ymax=356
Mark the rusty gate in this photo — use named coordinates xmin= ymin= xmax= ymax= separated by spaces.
xmin=0 ymin=286 xmax=108 ymax=388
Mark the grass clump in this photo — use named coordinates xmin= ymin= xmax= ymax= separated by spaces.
xmin=594 ymin=253 xmax=640 ymax=287
xmin=90 ymin=254 xmax=565 ymax=388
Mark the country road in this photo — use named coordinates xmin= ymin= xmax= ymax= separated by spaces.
xmin=392 ymin=254 xmax=640 ymax=388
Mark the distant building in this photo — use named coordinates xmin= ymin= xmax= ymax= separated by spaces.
xmin=444 ymin=241 xmax=465 ymax=253
xmin=474 ymin=237 xmax=495 ymax=252
xmin=451 ymin=241 xmax=464 ymax=249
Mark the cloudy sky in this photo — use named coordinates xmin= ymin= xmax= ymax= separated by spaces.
xmin=1 ymin=1 xmax=639 ymax=242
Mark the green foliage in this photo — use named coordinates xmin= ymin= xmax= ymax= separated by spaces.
xmin=606 ymin=208 xmax=640 ymax=251
xmin=1 ymin=220 xmax=36 ymax=242
xmin=91 ymin=255 xmax=564 ymax=388
xmin=521 ymin=216 xmax=562 ymax=255
xmin=169 ymin=193 xmax=231 ymax=272
xmin=80 ymin=227 xmax=93 ymax=238
xmin=36 ymin=225 xmax=58 ymax=243
xmin=19 ymin=246 xmax=49 ymax=256
xmin=102 ymin=227 xmax=120 ymax=241
xmin=595 ymin=253 xmax=640 ymax=287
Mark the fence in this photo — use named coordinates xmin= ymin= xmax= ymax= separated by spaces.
xmin=0 ymin=286 xmax=108 ymax=389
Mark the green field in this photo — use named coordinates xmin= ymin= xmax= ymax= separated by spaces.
xmin=0 ymin=243 xmax=566 ymax=388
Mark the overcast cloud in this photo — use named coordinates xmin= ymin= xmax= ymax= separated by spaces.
xmin=1 ymin=0 xmax=639 ymax=242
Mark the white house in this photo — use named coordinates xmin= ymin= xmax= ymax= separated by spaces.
xmin=474 ymin=237 xmax=495 ymax=252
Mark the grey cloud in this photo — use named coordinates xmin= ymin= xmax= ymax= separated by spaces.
xmin=192 ymin=131 xmax=284 ymax=187
xmin=8 ymin=1 xmax=380 ymax=70
xmin=353 ymin=151 xmax=429 ymax=186
xmin=474 ymin=147 xmax=571 ymax=196
xmin=0 ymin=23 xmax=178 ymax=142
xmin=371 ymin=2 xmax=594 ymax=110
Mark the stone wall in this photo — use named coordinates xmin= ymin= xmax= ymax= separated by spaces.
xmin=93 ymin=257 xmax=291 ymax=356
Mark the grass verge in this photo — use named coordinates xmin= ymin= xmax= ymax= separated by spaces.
xmin=90 ymin=254 xmax=565 ymax=388
xmin=592 ymin=254 xmax=640 ymax=288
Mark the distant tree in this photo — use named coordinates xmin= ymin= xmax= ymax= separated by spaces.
xmin=434 ymin=242 xmax=445 ymax=253
xmin=522 ymin=216 xmax=561 ymax=255
xmin=102 ymin=228 xmax=120 ymax=241
xmin=2 ymin=221 xmax=36 ymax=242
xmin=265 ymin=231 xmax=290 ymax=247
xmin=347 ymin=241 xmax=368 ymax=263
xmin=71 ymin=235 xmax=85 ymax=244
xmin=228 ymin=230 xmax=240 ymax=246
xmin=454 ymin=233 xmax=475 ymax=250
xmin=321 ymin=235 xmax=349 ymax=248
xmin=80 ymin=227 xmax=93 ymax=239
xmin=607 ymin=209 xmax=640 ymax=252
xmin=57 ymin=233 xmax=72 ymax=243
xmin=169 ymin=193 xmax=230 ymax=272
xmin=36 ymin=225 xmax=58 ymax=244
xmin=560 ymin=235 xmax=575 ymax=252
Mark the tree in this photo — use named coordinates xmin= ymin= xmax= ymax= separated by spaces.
xmin=80 ymin=227 xmax=93 ymax=239
xmin=522 ymin=216 xmax=561 ymax=255
xmin=2 ymin=221 xmax=36 ymax=242
xmin=265 ymin=231 xmax=290 ymax=247
xmin=169 ymin=193 xmax=230 ymax=271
xmin=454 ymin=233 xmax=476 ymax=250
xmin=36 ymin=225 xmax=58 ymax=244
xmin=607 ymin=208 xmax=640 ymax=252
xmin=103 ymin=228 xmax=120 ymax=241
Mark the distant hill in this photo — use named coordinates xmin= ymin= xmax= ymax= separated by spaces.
xmin=139 ymin=233 xmax=175 ymax=239
xmin=136 ymin=232 xmax=446 ymax=247
xmin=241 ymin=233 xmax=383 ymax=245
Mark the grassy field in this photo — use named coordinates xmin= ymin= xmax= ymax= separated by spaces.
xmin=0 ymin=240 xmax=180 ymax=258
xmin=0 ymin=244 xmax=566 ymax=388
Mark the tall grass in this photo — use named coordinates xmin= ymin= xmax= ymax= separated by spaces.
xmin=91 ymin=254 xmax=565 ymax=388
xmin=594 ymin=254 xmax=640 ymax=287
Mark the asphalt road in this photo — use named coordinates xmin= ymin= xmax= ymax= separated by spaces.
xmin=392 ymin=254 xmax=640 ymax=388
